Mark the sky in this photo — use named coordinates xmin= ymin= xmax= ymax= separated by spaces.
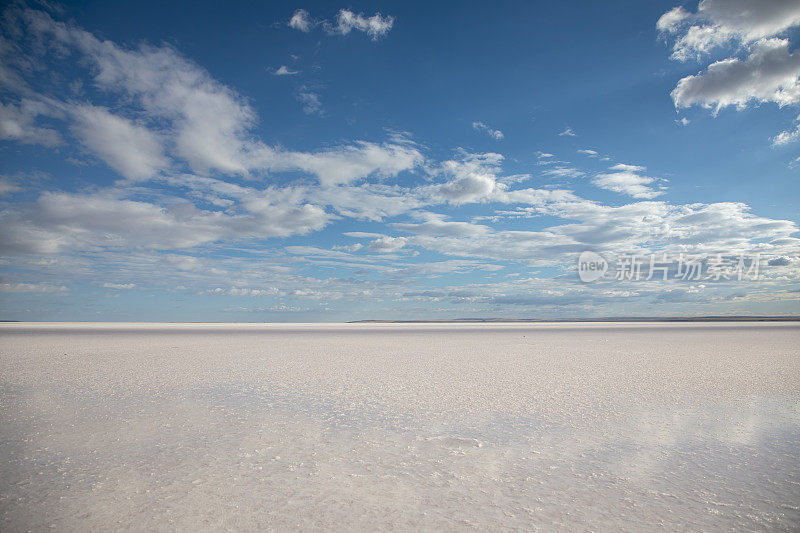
xmin=0 ymin=0 xmax=799 ymax=321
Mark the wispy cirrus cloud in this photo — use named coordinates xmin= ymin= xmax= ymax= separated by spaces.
xmin=296 ymin=87 xmax=323 ymax=115
xmin=0 ymin=281 xmax=69 ymax=293
xmin=472 ymin=121 xmax=504 ymax=140
xmin=287 ymin=8 xmax=394 ymax=40
xmin=273 ymin=65 xmax=300 ymax=76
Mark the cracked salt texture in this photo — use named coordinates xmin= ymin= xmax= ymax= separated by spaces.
xmin=0 ymin=322 xmax=798 ymax=531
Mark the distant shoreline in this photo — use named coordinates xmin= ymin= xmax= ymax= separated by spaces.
xmin=1 ymin=317 xmax=798 ymax=324
xmin=350 ymin=316 xmax=800 ymax=323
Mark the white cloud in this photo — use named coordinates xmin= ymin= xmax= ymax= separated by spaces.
xmin=275 ymin=141 xmax=424 ymax=186
xmin=296 ymin=87 xmax=322 ymax=115
xmin=437 ymin=171 xmax=498 ymax=203
xmin=0 ymin=176 xmax=22 ymax=196
xmin=0 ymin=281 xmax=68 ymax=293
xmin=577 ymin=149 xmax=598 ymax=157
xmin=101 ymin=282 xmax=136 ymax=289
xmin=274 ymin=65 xmax=299 ymax=76
xmin=472 ymin=121 xmax=504 ymax=140
xmin=672 ymin=38 xmax=800 ymax=111
xmin=367 ymin=236 xmax=406 ymax=253
xmin=392 ymin=200 xmax=797 ymax=268
xmin=558 ymin=127 xmax=576 ymax=136
xmin=609 ymin=163 xmax=646 ymax=172
xmin=661 ymin=2 xmax=800 ymax=144
xmin=592 ymin=164 xmax=665 ymax=199
xmin=543 ymin=167 xmax=584 ymax=179
xmin=1 ymin=5 xmax=797 ymax=314
xmin=332 ymin=243 xmax=363 ymax=252
xmin=656 ymin=6 xmax=691 ymax=34
xmin=0 ymin=100 xmax=61 ymax=146
xmin=699 ymin=0 xmax=800 ymax=41
xmin=660 ymin=0 xmax=800 ymax=61
xmin=309 ymin=183 xmax=425 ymax=220
xmin=288 ymin=9 xmax=313 ymax=32
xmin=772 ymin=114 xmax=800 ymax=145
xmin=70 ymin=105 xmax=168 ymax=181
xmin=592 ymin=172 xmax=663 ymax=199
xmin=392 ymin=213 xmax=490 ymax=237
xmin=427 ymin=153 xmax=505 ymax=204
xmin=7 ymin=9 xmax=421 ymax=185
xmin=343 ymin=232 xmax=385 ymax=239
xmin=18 ymin=8 xmax=257 ymax=175
xmin=327 ymin=10 xmax=394 ymax=40
xmin=288 ymin=8 xmax=394 ymax=40
xmin=210 ymin=287 xmax=283 ymax=297
xmin=0 ymin=190 xmax=332 ymax=254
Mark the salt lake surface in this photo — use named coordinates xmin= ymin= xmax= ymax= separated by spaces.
xmin=1 ymin=322 xmax=798 ymax=531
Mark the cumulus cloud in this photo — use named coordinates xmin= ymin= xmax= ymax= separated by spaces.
xmin=428 ymin=153 xmax=505 ymax=204
xmin=437 ymin=171 xmax=498 ymax=203
xmin=1 ymin=5 xmax=797 ymax=317
xmin=472 ymin=121 xmax=504 ymax=140
xmin=367 ymin=236 xmax=407 ymax=253
xmin=70 ymin=105 xmax=169 ymax=180
xmin=659 ymin=0 xmax=800 ymax=60
xmin=661 ymin=1 xmax=800 ymax=147
xmin=558 ymin=127 xmax=576 ymax=136
xmin=672 ymin=38 xmax=800 ymax=111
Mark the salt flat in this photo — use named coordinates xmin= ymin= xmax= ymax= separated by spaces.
xmin=0 ymin=322 xmax=798 ymax=531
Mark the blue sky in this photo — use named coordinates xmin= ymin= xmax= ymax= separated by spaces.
xmin=1 ymin=0 xmax=799 ymax=321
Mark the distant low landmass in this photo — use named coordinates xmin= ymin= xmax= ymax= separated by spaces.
xmin=350 ymin=316 xmax=800 ymax=323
